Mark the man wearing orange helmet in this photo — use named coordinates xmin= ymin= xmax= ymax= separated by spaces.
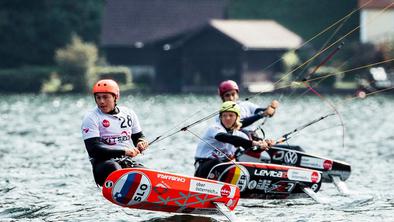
xmin=81 ymin=79 xmax=148 ymax=186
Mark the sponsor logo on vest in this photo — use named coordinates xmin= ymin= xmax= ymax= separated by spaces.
xmin=102 ymin=119 xmax=110 ymax=127
xmin=102 ymin=136 xmax=117 ymax=145
xmin=157 ymin=173 xmax=186 ymax=183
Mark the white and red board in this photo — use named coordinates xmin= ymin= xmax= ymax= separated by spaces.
xmin=102 ymin=168 xmax=240 ymax=214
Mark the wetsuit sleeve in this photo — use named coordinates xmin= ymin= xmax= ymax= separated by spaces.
xmin=254 ymin=108 xmax=265 ymax=114
xmin=215 ymin=132 xmax=253 ymax=148
xmin=240 ymin=107 xmax=267 ymax=127
xmin=241 ymin=114 xmax=263 ymax=127
xmin=84 ymin=137 xmax=126 ymax=161
xmin=131 ymin=132 xmax=146 ymax=146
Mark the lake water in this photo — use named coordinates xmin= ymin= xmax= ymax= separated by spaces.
xmin=0 ymin=93 xmax=393 ymax=222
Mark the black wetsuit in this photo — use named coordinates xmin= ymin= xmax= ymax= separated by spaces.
xmin=240 ymin=107 xmax=266 ymax=128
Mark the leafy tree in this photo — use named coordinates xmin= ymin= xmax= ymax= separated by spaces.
xmin=0 ymin=0 xmax=103 ymax=68
xmin=55 ymin=35 xmax=98 ymax=92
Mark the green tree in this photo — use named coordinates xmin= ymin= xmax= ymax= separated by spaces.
xmin=0 ymin=0 xmax=103 ymax=68
xmin=55 ymin=35 xmax=98 ymax=92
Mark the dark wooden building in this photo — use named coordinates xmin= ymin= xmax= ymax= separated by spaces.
xmin=101 ymin=0 xmax=302 ymax=92
xmin=176 ymin=20 xmax=302 ymax=92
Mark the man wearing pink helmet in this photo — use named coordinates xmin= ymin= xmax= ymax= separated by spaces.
xmin=218 ymin=80 xmax=278 ymax=132
xmin=81 ymin=79 xmax=149 ymax=186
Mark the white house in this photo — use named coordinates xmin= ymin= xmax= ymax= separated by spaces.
xmin=359 ymin=0 xmax=394 ymax=44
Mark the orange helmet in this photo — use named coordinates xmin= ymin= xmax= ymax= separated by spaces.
xmin=92 ymin=79 xmax=120 ymax=99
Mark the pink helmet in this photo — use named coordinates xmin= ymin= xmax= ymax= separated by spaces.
xmin=218 ymin=80 xmax=239 ymax=96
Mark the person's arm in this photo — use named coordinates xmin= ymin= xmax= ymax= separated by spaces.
xmin=84 ymin=137 xmax=126 ymax=161
xmin=241 ymin=113 xmax=264 ymax=127
xmin=128 ymin=109 xmax=149 ymax=151
xmin=132 ymin=131 xmax=149 ymax=152
xmin=215 ymin=132 xmax=253 ymax=148
xmin=215 ymin=132 xmax=274 ymax=151
xmin=131 ymin=132 xmax=145 ymax=146
xmin=240 ymin=107 xmax=267 ymax=127
xmin=254 ymin=108 xmax=266 ymax=114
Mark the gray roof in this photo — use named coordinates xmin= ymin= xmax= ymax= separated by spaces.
xmin=210 ymin=20 xmax=303 ymax=49
xmin=101 ymin=0 xmax=227 ymax=47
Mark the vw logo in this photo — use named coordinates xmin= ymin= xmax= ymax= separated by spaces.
xmin=284 ymin=151 xmax=298 ymax=165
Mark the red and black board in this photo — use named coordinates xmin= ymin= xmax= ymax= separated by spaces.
xmin=208 ymin=162 xmax=322 ymax=199
xmin=238 ymin=145 xmax=351 ymax=183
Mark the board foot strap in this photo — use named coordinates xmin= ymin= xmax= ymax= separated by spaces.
xmin=212 ymin=202 xmax=240 ymax=222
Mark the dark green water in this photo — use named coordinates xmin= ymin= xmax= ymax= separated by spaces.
xmin=0 ymin=93 xmax=393 ymax=221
